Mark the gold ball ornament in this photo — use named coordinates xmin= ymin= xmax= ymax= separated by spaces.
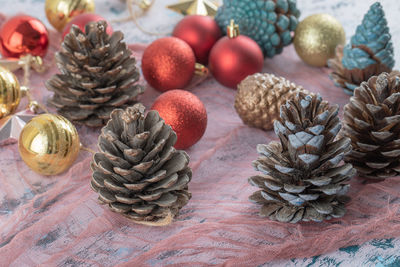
xmin=294 ymin=14 xmax=346 ymax=67
xmin=0 ymin=66 xmax=21 ymax=119
xmin=18 ymin=114 xmax=80 ymax=176
xmin=45 ymin=0 xmax=95 ymax=32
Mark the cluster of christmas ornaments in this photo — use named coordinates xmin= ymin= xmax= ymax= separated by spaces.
xmin=140 ymin=0 xmax=305 ymax=148
xmin=142 ymin=16 xmax=264 ymax=90
xmin=220 ymin=1 xmax=398 ymax=224
xmin=1 ymin=0 xmax=399 ymax=228
xmin=235 ymin=2 xmax=396 ymax=134
xmin=0 ymin=0 xmax=119 ymax=176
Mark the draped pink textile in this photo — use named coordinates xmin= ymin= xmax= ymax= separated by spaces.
xmin=0 ymin=15 xmax=399 ymax=266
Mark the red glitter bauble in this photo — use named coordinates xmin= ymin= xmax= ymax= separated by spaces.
xmin=173 ymin=15 xmax=221 ymax=65
xmin=209 ymin=35 xmax=264 ymax=89
xmin=62 ymin=13 xmax=113 ymax=39
xmin=151 ymin=89 xmax=207 ymax=149
xmin=142 ymin=37 xmax=196 ymax=92
xmin=0 ymin=15 xmax=49 ymax=58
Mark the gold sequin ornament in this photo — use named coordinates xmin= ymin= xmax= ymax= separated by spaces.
xmin=18 ymin=114 xmax=80 ymax=176
xmin=0 ymin=66 xmax=22 ymax=119
xmin=45 ymin=0 xmax=95 ymax=31
xmin=294 ymin=14 xmax=345 ymax=67
xmin=235 ymin=73 xmax=307 ymax=131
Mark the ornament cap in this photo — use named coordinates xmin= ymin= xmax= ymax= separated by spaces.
xmin=194 ymin=63 xmax=208 ymax=76
xmin=20 ymin=86 xmax=28 ymax=97
xmin=227 ymin=20 xmax=240 ymax=38
xmin=139 ymin=0 xmax=152 ymax=10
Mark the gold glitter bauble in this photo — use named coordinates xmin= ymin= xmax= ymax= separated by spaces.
xmin=235 ymin=73 xmax=307 ymax=131
xmin=0 ymin=66 xmax=21 ymax=119
xmin=294 ymin=14 xmax=345 ymax=67
xmin=18 ymin=114 xmax=80 ymax=176
xmin=45 ymin=0 xmax=95 ymax=32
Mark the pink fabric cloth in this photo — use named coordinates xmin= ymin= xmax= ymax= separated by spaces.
xmin=0 ymin=19 xmax=400 ymax=266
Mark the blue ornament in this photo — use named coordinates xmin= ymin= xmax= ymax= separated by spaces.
xmin=328 ymin=2 xmax=394 ymax=95
xmin=215 ymin=0 xmax=300 ymax=58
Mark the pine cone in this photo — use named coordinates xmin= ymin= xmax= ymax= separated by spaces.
xmin=249 ymin=92 xmax=355 ymax=223
xmin=328 ymin=2 xmax=394 ymax=95
xmin=343 ymin=71 xmax=400 ymax=180
xmin=46 ymin=21 xmax=144 ymax=127
xmin=90 ymin=104 xmax=192 ymax=225
xmin=235 ymin=73 xmax=307 ymax=131
xmin=215 ymin=0 xmax=300 ymax=57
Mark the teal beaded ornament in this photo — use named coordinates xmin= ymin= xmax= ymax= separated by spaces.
xmin=215 ymin=0 xmax=300 ymax=58
xmin=328 ymin=2 xmax=395 ymax=95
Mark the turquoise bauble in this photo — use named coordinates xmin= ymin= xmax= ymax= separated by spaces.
xmin=215 ymin=0 xmax=300 ymax=58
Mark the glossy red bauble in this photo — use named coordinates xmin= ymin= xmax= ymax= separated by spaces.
xmin=62 ymin=13 xmax=113 ymax=39
xmin=151 ymin=89 xmax=207 ymax=149
xmin=173 ymin=15 xmax=221 ymax=65
xmin=0 ymin=15 xmax=49 ymax=58
xmin=142 ymin=37 xmax=196 ymax=92
xmin=209 ymin=35 xmax=264 ymax=89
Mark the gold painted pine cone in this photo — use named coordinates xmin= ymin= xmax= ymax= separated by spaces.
xmin=343 ymin=71 xmax=400 ymax=180
xmin=91 ymin=104 xmax=192 ymax=225
xmin=249 ymin=92 xmax=355 ymax=223
xmin=46 ymin=21 xmax=144 ymax=127
xmin=235 ymin=73 xmax=307 ymax=131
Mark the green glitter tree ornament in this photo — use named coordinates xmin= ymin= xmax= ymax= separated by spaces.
xmin=328 ymin=2 xmax=395 ymax=95
xmin=215 ymin=0 xmax=300 ymax=58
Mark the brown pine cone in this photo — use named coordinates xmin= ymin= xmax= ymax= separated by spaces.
xmin=249 ymin=92 xmax=355 ymax=223
xmin=343 ymin=71 xmax=400 ymax=180
xmin=91 ymin=104 xmax=192 ymax=225
xmin=46 ymin=21 xmax=144 ymax=127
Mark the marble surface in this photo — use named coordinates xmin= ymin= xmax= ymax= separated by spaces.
xmin=0 ymin=0 xmax=399 ymax=266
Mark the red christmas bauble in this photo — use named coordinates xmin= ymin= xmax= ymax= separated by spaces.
xmin=142 ymin=37 xmax=196 ymax=92
xmin=62 ymin=13 xmax=113 ymax=39
xmin=209 ymin=35 xmax=264 ymax=89
xmin=151 ymin=89 xmax=207 ymax=149
xmin=0 ymin=15 xmax=49 ymax=58
xmin=173 ymin=15 xmax=221 ymax=65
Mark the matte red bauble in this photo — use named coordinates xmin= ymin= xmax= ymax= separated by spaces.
xmin=151 ymin=89 xmax=207 ymax=149
xmin=209 ymin=21 xmax=264 ymax=89
xmin=142 ymin=37 xmax=196 ymax=92
xmin=0 ymin=15 xmax=49 ymax=58
xmin=62 ymin=13 xmax=113 ymax=39
xmin=173 ymin=15 xmax=221 ymax=65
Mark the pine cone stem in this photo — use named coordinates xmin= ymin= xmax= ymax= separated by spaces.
xmin=130 ymin=211 xmax=173 ymax=227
